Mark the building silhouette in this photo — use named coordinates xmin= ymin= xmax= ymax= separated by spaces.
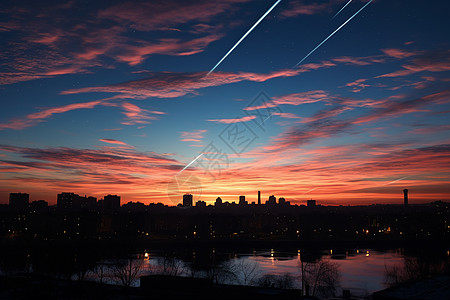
xmin=9 ymin=193 xmax=29 ymax=210
xmin=215 ymin=197 xmax=222 ymax=207
xmin=196 ymin=200 xmax=206 ymax=207
xmin=403 ymin=189 xmax=408 ymax=206
xmin=103 ymin=194 xmax=120 ymax=211
xmin=278 ymin=197 xmax=285 ymax=205
xmin=30 ymin=200 xmax=48 ymax=212
xmin=266 ymin=195 xmax=276 ymax=205
xmin=183 ymin=194 xmax=193 ymax=207
xmin=239 ymin=195 xmax=247 ymax=205
xmin=57 ymin=192 xmax=77 ymax=210
xmin=307 ymin=199 xmax=316 ymax=207
xmin=258 ymin=191 xmax=261 ymax=205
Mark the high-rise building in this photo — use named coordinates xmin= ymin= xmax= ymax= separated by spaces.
xmin=183 ymin=194 xmax=193 ymax=207
xmin=103 ymin=194 xmax=121 ymax=211
xmin=278 ymin=197 xmax=286 ymax=205
xmin=57 ymin=192 xmax=78 ymax=210
xmin=403 ymin=189 xmax=408 ymax=206
xmin=30 ymin=200 xmax=48 ymax=212
xmin=307 ymin=199 xmax=316 ymax=207
xmin=84 ymin=196 xmax=97 ymax=210
xmin=267 ymin=195 xmax=276 ymax=205
xmin=239 ymin=195 xmax=247 ymax=205
xmin=258 ymin=191 xmax=261 ymax=205
xmin=215 ymin=197 xmax=222 ymax=207
xmin=9 ymin=193 xmax=29 ymax=210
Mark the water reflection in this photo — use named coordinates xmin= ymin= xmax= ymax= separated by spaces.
xmin=1 ymin=244 xmax=447 ymax=297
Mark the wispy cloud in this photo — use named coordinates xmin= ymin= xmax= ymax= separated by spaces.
xmin=0 ymin=0 xmax=251 ymax=85
xmin=0 ymin=99 xmax=107 ymax=130
xmin=262 ymin=89 xmax=450 ymax=152
xmin=120 ymin=102 xmax=165 ymax=126
xmin=208 ymin=115 xmax=256 ymax=124
xmin=180 ymin=129 xmax=207 ymax=143
xmin=61 ymin=66 xmax=328 ymax=100
xmin=0 ymin=99 xmax=165 ymax=130
xmin=377 ymin=50 xmax=450 ymax=78
xmin=99 ymin=139 xmax=130 ymax=146
xmin=281 ymin=1 xmax=333 ymax=17
xmin=244 ymin=90 xmax=332 ymax=111
xmin=381 ymin=48 xmax=420 ymax=59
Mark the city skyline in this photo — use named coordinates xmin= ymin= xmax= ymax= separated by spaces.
xmin=0 ymin=0 xmax=449 ymax=205
xmin=5 ymin=188 xmax=418 ymax=207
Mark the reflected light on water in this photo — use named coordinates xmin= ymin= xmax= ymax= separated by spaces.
xmin=238 ymin=248 xmax=405 ymax=295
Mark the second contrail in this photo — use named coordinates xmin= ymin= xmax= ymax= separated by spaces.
xmin=294 ymin=0 xmax=372 ymax=68
xmin=179 ymin=153 xmax=204 ymax=173
xmin=333 ymin=0 xmax=353 ymax=19
xmin=207 ymin=0 xmax=282 ymax=76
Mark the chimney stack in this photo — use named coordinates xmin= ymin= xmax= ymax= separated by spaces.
xmin=403 ymin=189 xmax=408 ymax=206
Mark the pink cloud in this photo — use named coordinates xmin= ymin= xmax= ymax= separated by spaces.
xmin=244 ymin=90 xmax=332 ymax=111
xmin=345 ymin=78 xmax=370 ymax=92
xmin=298 ymin=106 xmax=351 ymax=123
xmin=258 ymin=89 xmax=450 ymax=153
xmin=409 ymin=124 xmax=450 ymax=135
xmin=272 ymin=112 xmax=302 ymax=119
xmin=114 ymin=35 xmax=222 ymax=66
xmin=99 ymin=139 xmax=129 ymax=146
xmin=0 ymin=99 xmax=107 ymax=130
xmin=98 ymin=0 xmax=251 ymax=32
xmin=208 ymin=115 xmax=256 ymax=124
xmin=61 ymin=69 xmax=300 ymax=99
xmin=120 ymin=102 xmax=165 ymax=126
xmin=281 ymin=1 xmax=332 ymax=17
xmin=377 ymin=50 xmax=450 ymax=78
xmin=381 ymin=48 xmax=419 ymax=59
xmin=0 ymin=0 xmax=252 ymax=85
xmin=0 ymin=99 xmax=165 ymax=130
xmin=332 ymin=55 xmax=385 ymax=66
xmin=61 ymin=61 xmax=337 ymax=101
xmin=180 ymin=129 xmax=207 ymax=143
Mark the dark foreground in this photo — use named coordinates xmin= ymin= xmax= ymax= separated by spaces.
xmin=0 ymin=275 xmax=302 ymax=300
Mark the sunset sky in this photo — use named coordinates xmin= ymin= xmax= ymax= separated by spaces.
xmin=0 ymin=0 xmax=449 ymax=206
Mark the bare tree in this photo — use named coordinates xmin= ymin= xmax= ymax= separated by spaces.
xmin=230 ymin=260 xmax=260 ymax=286
xmin=111 ymin=258 xmax=144 ymax=287
xmin=385 ymin=255 xmax=450 ymax=287
xmin=92 ymin=262 xmax=108 ymax=284
xmin=205 ymin=262 xmax=237 ymax=285
xmin=156 ymin=256 xmax=187 ymax=276
xmin=257 ymin=273 xmax=295 ymax=289
xmin=300 ymin=260 xmax=340 ymax=298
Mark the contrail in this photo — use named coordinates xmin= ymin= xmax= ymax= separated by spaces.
xmin=179 ymin=153 xmax=204 ymax=173
xmin=294 ymin=0 xmax=372 ymax=68
xmin=207 ymin=0 xmax=282 ymax=76
xmin=300 ymin=188 xmax=316 ymax=196
xmin=333 ymin=0 xmax=353 ymax=19
xmin=386 ymin=176 xmax=408 ymax=185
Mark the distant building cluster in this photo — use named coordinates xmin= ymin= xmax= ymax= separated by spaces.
xmin=8 ymin=192 xmax=120 ymax=212
xmin=6 ymin=187 xmax=417 ymax=212
xmin=191 ymin=191 xmax=291 ymax=208
xmin=1 ymin=189 xmax=448 ymax=242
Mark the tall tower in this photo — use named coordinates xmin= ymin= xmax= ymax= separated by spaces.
xmin=258 ymin=191 xmax=261 ymax=205
xmin=403 ymin=189 xmax=408 ymax=206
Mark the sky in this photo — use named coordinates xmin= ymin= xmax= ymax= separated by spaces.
xmin=0 ymin=0 xmax=449 ymax=206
